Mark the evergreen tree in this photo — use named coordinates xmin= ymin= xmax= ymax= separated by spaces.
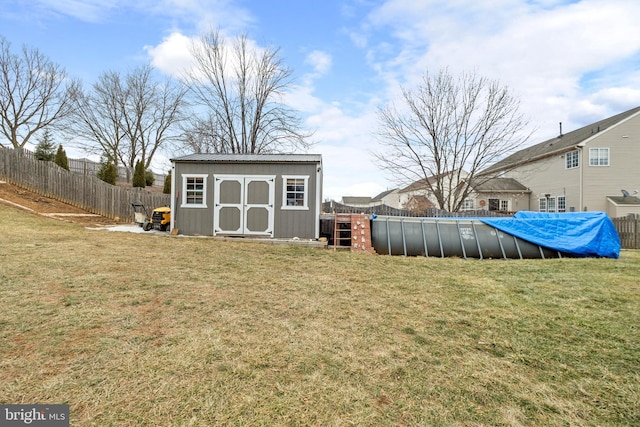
xmin=132 ymin=160 xmax=146 ymax=188
xmin=54 ymin=144 xmax=70 ymax=171
xmin=97 ymin=153 xmax=118 ymax=185
xmin=144 ymin=169 xmax=155 ymax=187
xmin=34 ymin=129 xmax=56 ymax=161
xmin=163 ymin=170 xmax=172 ymax=194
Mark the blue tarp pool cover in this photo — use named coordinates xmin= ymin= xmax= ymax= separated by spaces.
xmin=480 ymin=211 xmax=621 ymax=258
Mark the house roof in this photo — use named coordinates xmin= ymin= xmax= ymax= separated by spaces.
xmin=172 ymin=153 xmax=322 ymax=163
xmin=471 ymin=177 xmax=530 ymax=193
xmin=342 ymin=196 xmax=372 ymax=205
xmin=481 ymin=106 xmax=640 ymax=174
xmin=399 ymin=178 xmax=432 ymax=193
xmin=372 ymin=188 xmax=397 ymax=201
xmin=398 ymin=169 xmax=469 ymax=193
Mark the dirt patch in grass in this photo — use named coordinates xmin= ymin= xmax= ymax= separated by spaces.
xmin=0 ymin=181 xmax=118 ymax=226
xmin=1 ymin=204 xmax=639 ymax=426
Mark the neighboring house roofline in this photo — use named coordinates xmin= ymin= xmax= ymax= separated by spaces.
xmin=480 ymin=106 xmax=640 ymax=175
xmin=468 ymin=177 xmax=531 ymax=193
xmin=372 ymin=188 xmax=397 ymax=201
xmin=576 ymin=108 xmax=640 ymax=147
xmin=342 ymin=196 xmax=373 ymax=205
xmin=398 ymin=169 xmax=467 ymax=193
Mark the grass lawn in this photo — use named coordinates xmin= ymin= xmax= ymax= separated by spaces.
xmin=1 ymin=204 xmax=639 ymax=426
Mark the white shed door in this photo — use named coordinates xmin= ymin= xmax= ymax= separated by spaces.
xmin=214 ymin=175 xmax=274 ymax=236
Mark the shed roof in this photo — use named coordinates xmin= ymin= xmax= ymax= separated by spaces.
xmin=481 ymin=106 xmax=640 ymax=174
xmin=172 ymin=153 xmax=322 ymax=163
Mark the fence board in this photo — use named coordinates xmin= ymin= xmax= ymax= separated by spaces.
xmin=0 ymin=146 xmax=170 ymax=222
xmin=612 ymin=216 xmax=640 ymax=249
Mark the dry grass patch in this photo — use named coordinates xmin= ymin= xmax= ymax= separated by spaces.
xmin=1 ymin=204 xmax=639 ymax=426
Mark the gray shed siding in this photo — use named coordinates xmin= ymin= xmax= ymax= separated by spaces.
xmin=171 ymin=158 xmax=322 ymax=239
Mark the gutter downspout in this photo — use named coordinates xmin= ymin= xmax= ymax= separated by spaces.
xmin=579 ymin=147 xmax=584 ymax=211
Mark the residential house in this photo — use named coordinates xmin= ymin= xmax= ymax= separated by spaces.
xmin=341 ymin=196 xmax=373 ymax=207
xmin=479 ymin=106 xmax=640 ymax=217
xmin=466 ymin=177 xmax=531 ymax=212
xmin=372 ymin=188 xmax=401 ymax=209
xmin=340 ymin=189 xmax=401 ymax=209
xmin=397 ymin=170 xmax=469 ymax=211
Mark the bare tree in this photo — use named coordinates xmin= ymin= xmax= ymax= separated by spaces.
xmin=71 ymin=65 xmax=187 ymax=180
xmin=71 ymin=71 xmax=126 ymax=164
xmin=0 ymin=36 xmax=78 ymax=149
xmin=375 ymin=69 xmax=531 ymax=211
xmin=183 ymin=30 xmax=311 ymax=154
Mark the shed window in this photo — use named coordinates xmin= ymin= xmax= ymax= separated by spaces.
xmin=589 ymin=148 xmax=609 ymax=166
xmin=182 ymin=174 xmax=207 ymax=208
xmin=282 ymin=176 xmax=309 ymax=210
xmin=566 ymin=150 xmax=579 ymax=169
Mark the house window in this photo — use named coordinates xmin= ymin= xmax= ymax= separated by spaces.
xmin=488 ymin=198 xmax=500 ymax=211
xmin=500 ymin=200 xmax=509 ymax=211
xmin=182 ymin=174 xmax=207 ymax=207
xmin=566 ymin=150 xmax=579 ymax=169
xmin=589 ymin=148 xmax=609 ymax=166
xmin=282 ymin=175 xmax=308 ymax=210
xmin=460 ymin=199 xmax=474 ymax=211
xmin=547 ymin=197 xmax=556 ymax=213
xmin=539 ymin=198 xmax=547 ymax=212
xmin=557 ymin=196 xmax=566 ymax=213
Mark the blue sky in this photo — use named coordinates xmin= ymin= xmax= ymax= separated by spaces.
xmin=1 ymin=0 xmax=640 ymax=200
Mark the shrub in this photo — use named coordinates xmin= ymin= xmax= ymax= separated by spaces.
xmin=145 ymin=169 xmax=155 ymax=187
xmin=34 ymin=130 xmax=56 ymax=161
xmin=97 ymin=158 xmax=118 ymax=185
xmin=54 ymin=145 xmax=70 ymax=171
xmin=132 ymin=160 xmax=146 ymax=188
xmin=163 ymin=170 xmax=172 ymax=194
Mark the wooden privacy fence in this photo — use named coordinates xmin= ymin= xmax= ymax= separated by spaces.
xmin=0 ymin=146 xmax=171 ymax=222
xmin=322 ymin=200 xmax=510 ymax=218
xmin=612 ymin=216 xmax=640 ymax=249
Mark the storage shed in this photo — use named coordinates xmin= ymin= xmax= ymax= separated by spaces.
xmin=170 ymin=154 xmax=323 ymax=239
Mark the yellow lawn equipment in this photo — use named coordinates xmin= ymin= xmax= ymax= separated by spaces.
xmin=131 ymin=201 xmax=171 ymax=232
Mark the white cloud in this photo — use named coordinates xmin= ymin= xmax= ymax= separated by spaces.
xmin=364 ymin=0 xmax=640 ymax=139
xmin=28 ymin=0 xmax=119 ymax=22
xmin=144 ymin=32 xmax=195 ymax=78
xmin=24 ymin=0 xmax=253 ymax=31
xmin=145 ymin=30 xmax=270 ymax=84
xmin=305 ymin=50 xmax=332 ymax=76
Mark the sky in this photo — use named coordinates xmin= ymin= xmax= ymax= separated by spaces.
xmin=1 ymin=0 xmax=640 ymax=201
